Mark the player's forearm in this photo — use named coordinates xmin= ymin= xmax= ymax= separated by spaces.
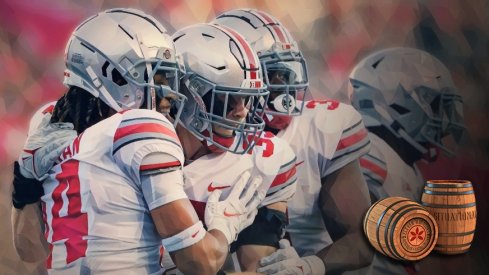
xmin=316 ymin=230 xmax=373 ymax=274
xmin=318 ymin=160 xmax=374 ymax=274
xmin=236 ymin=202 xmax=286 ymax=271
xmin=172 ymin=229 xmax=228 ymax=274
xmin=11 ymin=203 xmax=49 ymax=262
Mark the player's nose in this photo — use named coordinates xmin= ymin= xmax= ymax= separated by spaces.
xmin=230 ymin=97 xmax=248 ymax=120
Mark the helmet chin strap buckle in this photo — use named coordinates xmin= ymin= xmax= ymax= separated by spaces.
xmin=272 ymin=94 xmax=296 ymax=114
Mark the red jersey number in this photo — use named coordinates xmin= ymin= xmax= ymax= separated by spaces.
xmin=244 ymin=132 xmax=275 ymax=158
xmin=46 ymin=159 xmax=88 ymax=268
xmin=306 ymin=99 xmax=340 ymax=110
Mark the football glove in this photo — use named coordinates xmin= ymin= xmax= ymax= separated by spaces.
xmin=257 ymin=239 xmax=326 ymax=275
xmin=205 ymin=171 xmax=265 ymax=244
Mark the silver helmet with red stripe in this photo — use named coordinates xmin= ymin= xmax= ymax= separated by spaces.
xmin=64 ymin=8 xmax=185 ymax=116
xmin=212 ymin=9 xmax=309 ymax=127
xmin=172 ymin=23 xmax=269 ymax=154
xmin=349 ymin=47 xmax=466 ymax=158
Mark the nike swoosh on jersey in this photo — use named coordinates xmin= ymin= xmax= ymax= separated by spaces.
xmin=295 ymin=160 xmax=305 ymax=167
xmin=207 ymin=183 xmax=231 ymax=192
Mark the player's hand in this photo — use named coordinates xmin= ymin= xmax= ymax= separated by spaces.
xmin=257 ymin=239 xmax=326 ymax=275
xmin=19 ymin=113 xmax=77 ymax=180
xmin=205 ymin=171 xmax=265 ymax=244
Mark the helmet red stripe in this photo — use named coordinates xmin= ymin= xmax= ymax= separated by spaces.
xmin=256 ymin=10 xmax=277 ymax=24
xmin=218 ymin=25 xmax=258 ymax=79
xmin=272 ymin=25 xmax=287 ymax=44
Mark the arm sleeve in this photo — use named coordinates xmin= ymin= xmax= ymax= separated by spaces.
xmin=359 ymin=149 xmax=389 ymax=201
xmin=315 ymin=104 xmax=371 ymax=177
xmin=112 ymin=110 xmax=186 ymax=210
xmin=140 ymin=153 xmax=188 ymax=211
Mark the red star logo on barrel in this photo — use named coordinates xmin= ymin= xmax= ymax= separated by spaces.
xmin=408 ymin=225 xmax=425 ymax=246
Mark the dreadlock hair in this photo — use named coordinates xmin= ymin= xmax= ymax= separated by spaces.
xmin=50 ymin=86 xmax=112 ymax=134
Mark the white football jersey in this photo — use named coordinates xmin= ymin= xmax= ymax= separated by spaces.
xmin=40 ymin=108 xmax=186 ymax=275
xmin=360 ymin=132 xmax=424 ymax=201
xmin=277 ymin=100 xmax=370 ymax=256
xmin=161 ymin=131 xmax=297 ymax=274
xmin=183 ymin=131 xmax=297 ymax=227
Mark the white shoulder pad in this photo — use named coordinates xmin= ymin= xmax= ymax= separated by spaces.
xmin=28 ymin=101 xmax=57 ymax=136
xmin=112 ymin=109 xmax=183 ymax=184
xmin=253 ymin=132 xmax=298 ymax=205
xmin=251 ymin=131 xmax=296 ymax=177
xmin=306 ymin=100 xmax=364 ymax=159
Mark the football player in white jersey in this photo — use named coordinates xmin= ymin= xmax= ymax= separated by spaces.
xmin=348 ymin=47 xmax=466 ymax=274
xmin=213 ymin=9 xmax=373 ymax=275
xmin=159 ymin=23 xmax=298 ymax=274
xmin=11 ymin=9 xmax=265 ymax=275
xmin=350 ymin=47 xmax=466 ymax=202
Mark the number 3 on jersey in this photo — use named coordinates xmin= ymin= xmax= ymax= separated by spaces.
xmin=306 ymin=99 xmax=339 ymax=110
xmin=244 ymin=132 xmax=275 ymax=157
xmin=46 ymin=159 xmax=88 ymax=268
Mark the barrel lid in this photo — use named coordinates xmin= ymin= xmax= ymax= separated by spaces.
xmin=426 ymin=180 xmax=472 ymax=188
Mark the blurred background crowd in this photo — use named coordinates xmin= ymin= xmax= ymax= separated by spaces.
xmin=1 ymin=0 xmax=488 ymax=274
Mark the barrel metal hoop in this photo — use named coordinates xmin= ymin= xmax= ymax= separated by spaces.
xmin=421 ymin=202 xmax=476 ymax=208
xmin=426 ymin=183 xmax=472 ymax=188
xmin=390 ymin=207 xmax=430 ymax=259
xmin=435 ymin=242 xmax=472 ymax=248
xmin=376 ymin=199 xmax=411 ymax=258
xmin=384 ymin=203 xmax=417 ymax=259
xmin=438 ymin=230 xmax=475 ymax=237
xmin=423 ymin=190 xmax=474 ymax=195
xmin=364 ymin=199 xmax=382 ymax=233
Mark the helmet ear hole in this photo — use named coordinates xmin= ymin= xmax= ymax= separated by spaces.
xmin=272 ymin=94 xmax=296 ymax=113
xmin=111 ymin=68 xmax=128 ymax=86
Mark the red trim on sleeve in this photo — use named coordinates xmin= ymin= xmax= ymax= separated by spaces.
xmin=140 ymin=161 xmax=181 ymax=171
xmin=270 ymin=166 xmax=297 ymax=188
xmin=336 ymin=128 xmax=368 ymax=151
xmin=114 ymin=123 xmax=179 ymax=143
xmin=359 ymin=158 xmax=387 ymax=181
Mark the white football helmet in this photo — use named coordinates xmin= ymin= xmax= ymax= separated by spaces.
xmin=172 ymin=23 xmax=269 ymax=154
xmin=349 ymin=47 xmax=465 ymax=157
xmin=212 ymin=9 xmax=308 ymax=122
xmin=63 ymin=8 xmax=186 ymax=119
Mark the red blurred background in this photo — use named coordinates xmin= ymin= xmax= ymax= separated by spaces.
xmin=1 ymin=0 xmax=488 ymax=274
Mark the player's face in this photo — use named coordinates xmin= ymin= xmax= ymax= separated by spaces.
xmin=154 ymin=73 xmax=176 ymax=119
xmin=270 ymin=70 xmax=289 ymax=86
xmin=268 ymin=71 xmax=290 ymax=102
xmin=213 ymin=94 xmax=250 ymax=137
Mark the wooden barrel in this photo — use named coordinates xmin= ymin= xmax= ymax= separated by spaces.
xmin=363 ymin=197 xmax=438 ymax=261
xmin=421 ymin=180 xmax=477 ymax=255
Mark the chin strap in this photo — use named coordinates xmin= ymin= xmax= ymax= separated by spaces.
xmin=200 ymin=129 xmax=235 ymax=153
xmin=264 ymin=113 xmax=293 ymax=130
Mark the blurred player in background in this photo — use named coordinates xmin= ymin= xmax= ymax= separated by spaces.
xmin=11 ymin=9 xmax=264 ymax=275
xmin=347 ymin=47 xmax=466 ymax=274
xmin=214 ymin=9 xmax=373 ymax=275
xmin=349 ymin=47 xmax=466 ymax=202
